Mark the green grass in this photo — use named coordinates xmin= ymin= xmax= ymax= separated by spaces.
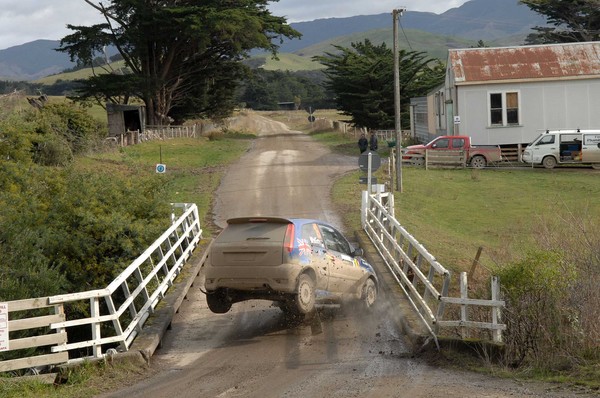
xmin=296 ymin=27 xmax=477 ymax=61
xmin=0 ymin=360 xmax=150 ymax=398
xmin=0 ymin=95 xmax=107 ymax=122
xmin=332 ymin=166 xmax=600 ymax=272
xmin=79 ymin=135 xmax=254 ymax=234
xmin=35 ymin=61 xmax=127 ymax=85
xmin=252 ymin=53 xmax=325 ymax=71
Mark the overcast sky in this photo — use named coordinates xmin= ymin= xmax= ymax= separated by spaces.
xmin=0 ymin=0 xmax=469 ymax=51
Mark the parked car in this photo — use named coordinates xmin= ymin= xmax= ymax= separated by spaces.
xmin=203 ymin=217 xmax=378 ymax=316
xmin=403 ymin=135 xmax=502 ymax=168
xmin=521 ymin=129 xmax=600 ymax=169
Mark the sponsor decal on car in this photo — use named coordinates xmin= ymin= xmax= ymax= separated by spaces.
xmin=297 ymin=238 xmax=312 ymax=257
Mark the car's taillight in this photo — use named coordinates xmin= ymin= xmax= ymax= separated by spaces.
xmin=284 ymin=223 xmax=295 ymax=253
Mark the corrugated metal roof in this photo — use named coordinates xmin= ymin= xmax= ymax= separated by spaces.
xmin=449 ymin=42 xmax=600 ymax=84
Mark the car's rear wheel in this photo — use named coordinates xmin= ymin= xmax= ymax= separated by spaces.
xmin=206 ymin=290 xmax=232 ymax=314
xmin=294 ymin=274 xmax=316 ymax=315
xmin=411 ymin=157 xmax=424 ymax=166
xmin=362 ymin=278 xmax=377 ymax=310
xmin=470 ymin=155 xmax=486 ymax=168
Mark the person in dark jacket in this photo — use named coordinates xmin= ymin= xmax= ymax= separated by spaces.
xmin=369 ymin=131 xmax=378 ymax=151
xmin=358 ymin=133 xmax=368 ymax=153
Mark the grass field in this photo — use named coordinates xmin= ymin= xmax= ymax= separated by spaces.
xmin=79 ymin=134 xmax=255 ymax=235
xmin=35 ymin=61 xmax=127 ymax=85
xmin=329 ymin=166 xmax=600 ymax=272
xmin=0 ymin=94 xmax=107 ymax=122
xmin=254 ymin=53 xmax=325 ymax=71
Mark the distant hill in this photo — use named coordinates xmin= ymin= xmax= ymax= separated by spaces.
xmin=292 ymin=28 xmax=477 ymax=61
xmin=0 ymin=40 xmax=74 ymax=81
xmin=2 ymin=0 xmax=546 ymax=81
xmin=279 ymin=0 xmax=545 ymax=53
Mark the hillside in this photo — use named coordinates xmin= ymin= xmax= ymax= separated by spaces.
xmin=0 ymin=40 xmax=73 ymax=81
xmin=279 ymin=0 xmax=545 ymax=53
xmin=293 ymin=28 xmax=478 ymax=61
xmin=36 ymin=61 xmax=127 ymax=85
xmin=3 ymin=0 xmax=546 ymax=81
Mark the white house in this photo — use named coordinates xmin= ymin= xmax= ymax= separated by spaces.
xmin=410 ymin=41 xmax=600 ymax=150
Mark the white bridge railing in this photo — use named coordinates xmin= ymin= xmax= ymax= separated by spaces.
xmin=361 ymin=191 xmax=505 ymax=347
xmin=0 ymin=203 xmax=202 ymax=374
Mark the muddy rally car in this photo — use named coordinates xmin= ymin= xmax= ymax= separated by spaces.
xmin=203 ymin=217 xmax=378 ymax=317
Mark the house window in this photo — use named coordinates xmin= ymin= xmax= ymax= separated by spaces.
xmin=506 ymin=92 xmax=519 ymax=124
xmin=435 ymin=92 xmax=445 ymax=116
xmin=489 ymin=91 xmax=520 ymax=126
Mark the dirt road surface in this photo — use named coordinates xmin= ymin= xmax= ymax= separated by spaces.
xmin=98 ymin=114 xmax=595 ymax=398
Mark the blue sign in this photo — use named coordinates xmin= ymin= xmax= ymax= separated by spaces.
xmin=156 ymin=164 xmax=166 ymax=173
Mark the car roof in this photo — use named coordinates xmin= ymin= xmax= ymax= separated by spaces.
xmin=226 ymin=217 xmax=331 ymax=227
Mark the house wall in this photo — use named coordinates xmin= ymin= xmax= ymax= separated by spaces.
xmin=410 ymin=97 xmax=431 ymax=143
xmin=410 ymin=87 xmax=449 ymax=144
xmin=450 ymin=78 xmax=600 ymax=146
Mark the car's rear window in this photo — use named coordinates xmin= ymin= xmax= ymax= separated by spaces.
xmin=216 ymin=222 xmax=289 ymax=244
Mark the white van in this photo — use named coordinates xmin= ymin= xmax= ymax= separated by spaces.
xmin=522 ymin=129 xmax=600 ymax=169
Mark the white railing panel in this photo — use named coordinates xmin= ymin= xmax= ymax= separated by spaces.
xmin=1 ymin=203 xmax=202 ymax=373
xmin=362 ymin=190 xmax=505 ymax=344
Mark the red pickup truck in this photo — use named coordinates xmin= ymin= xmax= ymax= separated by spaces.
xmin=403 ymin=135 xmax=502 ymax=168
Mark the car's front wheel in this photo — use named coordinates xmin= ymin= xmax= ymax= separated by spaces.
xmin=294 ymin=274 xmax=316 ymax=315
xmin=362 ymin=278 xmax=377 ymax=310
xmin=542 ymin=156 xmax=557 ymax=169
xmin=206 ymin=289 xmax=232 ymax=314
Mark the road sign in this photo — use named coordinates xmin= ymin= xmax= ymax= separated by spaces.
xmin=156 ymin=164 xmax=166 ymax=173
xmin=308 ymin=115 xmax=316 ymax=123
xmin=0 ymin=302 xmax=8 ymax=352
xmin=358 ymin=151 xmax=381 ymax=172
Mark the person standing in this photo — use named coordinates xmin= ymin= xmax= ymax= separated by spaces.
xmin=358 ymin=133 xmax=368 ymax=153
xmin=369 ymin=131 xmax=378 ymax=151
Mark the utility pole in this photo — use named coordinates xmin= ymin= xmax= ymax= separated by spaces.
xmin=393 ymin=8 xmax=405 ymax=193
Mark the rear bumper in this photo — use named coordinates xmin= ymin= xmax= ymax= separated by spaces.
xmin=204 ymin=263 xmax=303 ymax=294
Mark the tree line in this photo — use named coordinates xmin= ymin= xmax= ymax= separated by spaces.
xmin=3 ymin=1 xmax=598 ymax=131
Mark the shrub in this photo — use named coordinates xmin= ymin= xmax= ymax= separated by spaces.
xmin=0 ymin=163 xmax=171 ymax=301
xmin=0 ymin=114 xmax=36 ymax=164
xmin=497 ymin=250 xmax=575 ymax=368
xmin=207 ymin=130 xmax=225 ymax=141
xmin=497 ymin=211 xmax=600 ymax=369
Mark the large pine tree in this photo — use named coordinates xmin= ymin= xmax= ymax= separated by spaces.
xmin=59 ymin=0 xmax=300 ymax=124
xmin=520 ymin=0 xmax=600 ymax=43
xmin=314 ymin=40 xmax=445 ymax=130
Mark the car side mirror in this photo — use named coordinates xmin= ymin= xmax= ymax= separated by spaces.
xmin=431 ymin=143 xmax=437 ymax=148
xmin=352 ymin=247 xmax=364 ymax=257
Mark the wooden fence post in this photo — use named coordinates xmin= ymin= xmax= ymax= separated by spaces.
xmin=491 ymin=276 xmax=503 ymax=343
xmin=460 ymin=272 xmax=469 ymax=339
xmin=468 ymin=246 xmax=483 ymax=279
